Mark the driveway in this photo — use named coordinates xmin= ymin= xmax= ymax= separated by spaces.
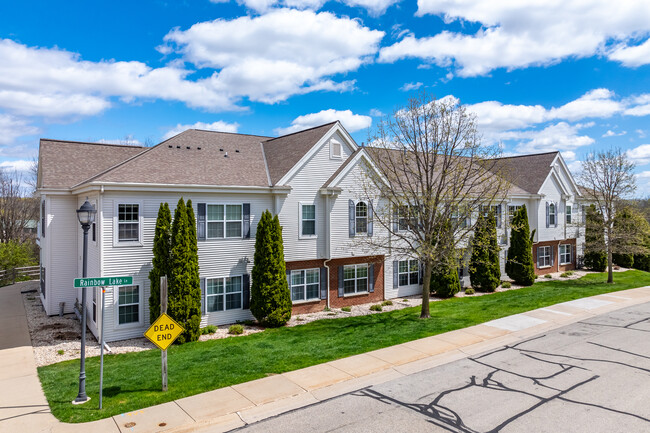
xmin=232 ymin=302 xmax=650 ymax=433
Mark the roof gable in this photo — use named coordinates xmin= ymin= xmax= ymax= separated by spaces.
xmin=490 ymin=151 xmax=559 ymax=194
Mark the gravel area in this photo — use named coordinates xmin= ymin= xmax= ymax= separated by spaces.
xmin=21 ymin=268 xmax=618 ymax=366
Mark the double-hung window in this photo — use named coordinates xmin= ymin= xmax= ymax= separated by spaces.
xmin=355 ymin=202 xmax=368 ymax=234
xmin=118 ymin=204 xmax=139 ymax=242
xmin=207 ymin=204 xmax=242 ymax=238
xmin=451 ymin=207 xmax=468 ymax=229
xmin=508 ymin=205 xmax=522 ymax=224
xmin=398 ymin=259 xmax=419 ymax=286
xmin=300 ymin=204 xmax=316 ymax=237
xmin=537 ymin=246 xmax=551 ymax=268
xmin=290 ymin=269 xmax=320 ymax=302
xmin=566 ymin=206 xmax=572 ymax=224
xmin=206 ymin=276 xmax=242 ymax=312
xmin=118 ymin=285 xmax=140 ymax=325
xmin=343 ymin=264 xmax=368 ymax=295
xmin=480 ymin=205 xmax=502 ymax=227
xmin=398 ymin=206 xmax=410 ymax=231
xmin=559 ymin=244 xmax=572 ymax=265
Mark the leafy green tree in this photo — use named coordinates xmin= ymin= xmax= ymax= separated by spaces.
xmin=506 ymin=205 xmax=536 ymax=285
xmin=469 ymin=212 xmax=500 ymax=292
xmin=612 ymin=206 xmax=650 ymax=268
xmin=148 ymin=203 xmax=172 ymax=324
xmin=0 ymin=240 xmax=37 ymax=286
xmin=169 ymin=198 xmax=201 ymax=343
xmin=250 ymin=210 xmax=291 ymax=327
xmin=584 ymin=205 xmax=607 ymax=272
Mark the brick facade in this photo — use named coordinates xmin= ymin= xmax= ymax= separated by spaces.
xmin=287 ymin=255 xmax=385 ymax=314
xmin=532 ymin=238 xmax=577 ymax=275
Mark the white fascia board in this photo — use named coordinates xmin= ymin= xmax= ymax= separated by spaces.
xmin=276 ymin=122 xmax=358 ymax=185
xmin=37 ymin=188 xmax=73 ymax=195
xmin=72 ymin=182 xmax=278 ymax=195
xmin=537 ymin=156 xmax=571 ymax=197
xmin=553 ymin=153 xmax=582 ymax=197
xmin=328 ymin=149 xmax=389 ymax=189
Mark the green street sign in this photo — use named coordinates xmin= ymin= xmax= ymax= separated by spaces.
xmin=74 ymin=276 xmax=133 ymax=288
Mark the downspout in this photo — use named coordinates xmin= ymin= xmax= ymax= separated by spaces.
xmin=324 ymin=191 xmax=333 ymax=310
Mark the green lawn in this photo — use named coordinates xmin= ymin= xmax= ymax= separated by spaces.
xmin=39 ymin=270 xmax=650 ymax=423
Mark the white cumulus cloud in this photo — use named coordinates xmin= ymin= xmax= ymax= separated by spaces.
xmin=0 ymin=114 xmax=40 ymax=146
xmin=275 ymin=109 xmax=372 ymax=135
xmin=378 ymin=0 xmax=650 ymax=76
xmin=627 ymin=144 xmax=650 ymax=165
xmin=162 ymin=121 xmax=240 ymax=141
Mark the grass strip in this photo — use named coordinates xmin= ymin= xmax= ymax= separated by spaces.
xmin=39 ymin=270 xmax=650 ymax=423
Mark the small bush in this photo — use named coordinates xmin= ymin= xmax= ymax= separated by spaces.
xmin=382 ymin=300 xmax=393 ymax=306
xmin=402 ymin=299 xmax=409 ymax=302
xmin=544 ymin=274 xmax=553 ymax=279
xmin=323 ymin=306 xmax=331 ymax=312
xmin=228 ymin=324 xmax=244 ymax=335
xmin=564 ymin=271 xmax=574 ymax=276
xmin=370 ymin=304 xmax=382 ymax=312
xmin=296 ymin=316 xmax=305 ymax=322
xmin=200 ymin=325 xmax=217 ymax=335
xmin=535 ymin=275 xmax=539 ymax=279
xmin=327 ymin=312 xmax=336 ymax=316
xmin=57 ymin=349 xmax=64 ymax=355
xmin=501 ymin=281 xmax=512 ymax=288
xmin=239 ymin=319 xmax=256 ymax=326
xmin=341 ymin=306 xmax=351 ymax=312
xmin=464 ymin=288 xmax=475 ymax=295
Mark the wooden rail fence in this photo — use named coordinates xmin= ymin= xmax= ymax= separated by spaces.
xmin=0 ymin=265 xmax=40 ymax=286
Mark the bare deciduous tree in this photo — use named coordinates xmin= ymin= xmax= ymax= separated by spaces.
xmin=580 ymin=148 xmax=636 ymax=283
xmin=0 ymin=168 xmax=39 ymax=243
xmin=360 ymin=92 xmax=510 ymax=318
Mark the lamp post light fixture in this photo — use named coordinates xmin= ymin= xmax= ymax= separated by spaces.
xmin=73 ymin=198 xmax=96 ymax=405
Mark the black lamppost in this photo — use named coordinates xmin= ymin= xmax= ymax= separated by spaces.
xmin=74 ymin=199 xmax=96 ymax=404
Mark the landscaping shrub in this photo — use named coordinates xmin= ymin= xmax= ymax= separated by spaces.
xmin=382 ymin=300 xmax=393 ymax=306
xmin=169 ymin=198 xmax=202 ymax=344
xmin=228 ymin=324 xmax=244 ymax=335
xmin=506 ymin=205 xmax=536 ymax=286
xmin=250 ymin=211 xmax=292 ymax=327
xmin=584 ymin=205 xmax=607 ymax=272
xmin=57 ymin=350 xmax=64 ymax=355
xmin=0 ymin=240 xmax=38 ymax=286
xmin=341 ymin=306 xmax=351 ymax=312
xmin=430 ymin=260 xmax=460 ymax=298
xmin=469 ymin=212 xmax=501 ymax=292
xmin=633 ymin=254 xmax=650 ymax=271
xmin=200 ymin=325 xmax=217 ymax=335
xmin=464 ymin=288 xmax=475 ymax=295
xmin=370 ymin=304 xmax=382 ymax=312
xmin=501 ymin=281 xmax=512 ymax=288
xmin=612 ymin=253 xmax=634 ymax=268
xmin=560 ymin=272 xmax=570 ymax=278
xmin=149 ymin=203 xmax=172 ymax=324
xmin=544 ymin=274 xmax=553 ymax=279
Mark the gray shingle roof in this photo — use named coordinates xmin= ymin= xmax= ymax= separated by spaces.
xmin=490 ymin=152 xmax=559 ymax=194
xmin=262 ymin=122 xmax=337 ymax=184
xmin=38 ymin=139 xmax=145 ymax=189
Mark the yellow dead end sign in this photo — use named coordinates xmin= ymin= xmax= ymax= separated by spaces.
xmin=144 ymin=313 xmax=184 ymax=350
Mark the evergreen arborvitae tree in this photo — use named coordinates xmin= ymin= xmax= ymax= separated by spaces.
xmin=250 ymin=210 xmax=292 ymax=327
xmin=149 ymin=203 xmax=172 ymax=324
xmin=430 ymin=260 xmax=460 ymax=298
xmin=506 ymin=205 xmax=536 ymax=286
xmin=469 ymin=212 xmax=500 ymax=292
xmin=584 ymin=204 xmax=607 ymax=272
xmin=169 ymin=198 xmax=201 ymax=343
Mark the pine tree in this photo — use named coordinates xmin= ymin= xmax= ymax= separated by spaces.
xmin=470 ymin=212 xmax=500 ymax=292
xmin=250 ymin=210 xmax=292 ymax=327
xmin=430 ymin=260 xmax=460 ymax=298
xmin=169 ymin=198 xmax=201 ymax=343
xmin=148 ymin=203 xmax=171 ymax=324
xmin=506 ymin=205 xmax=536 ymax=286
xmin=584 ymin=204 xmax=607 ymax=272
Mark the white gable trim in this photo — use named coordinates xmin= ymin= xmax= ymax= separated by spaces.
xmin=327 ymin=149 xmax=388 ymax=189
xmin=537 ymin=153 xmax=580 ymax=197
xmin=276 ymin=122 xmax=358 ymax=185
xmin=552 ymin=153 xmax=582 ymax=197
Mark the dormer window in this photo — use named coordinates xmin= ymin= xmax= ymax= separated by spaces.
xmin=330 ymin=139 xmax=342 ymax=159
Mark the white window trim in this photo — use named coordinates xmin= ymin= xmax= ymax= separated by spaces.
xmin=538 ymin=246 xmax=552 ymax=268
xmin=343 ymin=264 xmax=369 ymax=296
xmin=566 ymin=205 xmax=572 ymax=224
xmin=205 ymin=275 xmax=243 ymax=313
xmin=113 ymin=201 xmax=143 ymax=247
xmin=114 ymin=281 xmax=143 ymax=329
xmin=90 ymin=199 xmax=98 ymax=246
xmin=205 ymin=203 xmax=244 ymax=240
xmin=559 ymin=244 xmax=572 ymax=265
xmin=330 ymin=138 xmax=342 ymax=159
xmin=290 ymin=269 xmax=320 ymax=303
xmin=298 ymin=202 xmax=317 ymax=239
xmin=549 ymin=203 xmax=557 ymax=226
xmin=398 ymin=259 xmax=419 ymax=287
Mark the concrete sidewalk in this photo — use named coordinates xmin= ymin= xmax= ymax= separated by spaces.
xmin=1 ymin=283 xmax=649 ymax=433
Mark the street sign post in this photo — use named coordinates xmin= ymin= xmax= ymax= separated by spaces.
xmin=144 ymin=276 xmax=183 ymax=391
xmin=74 ymin=276 xmax=132 ymax=288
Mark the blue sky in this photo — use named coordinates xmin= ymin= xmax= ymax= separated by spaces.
xmin=1 ymin=0 xmax=649 ymax=194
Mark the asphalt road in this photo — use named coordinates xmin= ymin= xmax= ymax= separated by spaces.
xmin=231 ymin=302 xmax=650 ymax=433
